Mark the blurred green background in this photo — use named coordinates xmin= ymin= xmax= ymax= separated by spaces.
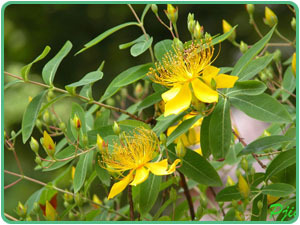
xmin=4 ymin=3 xmax=295 ymax=217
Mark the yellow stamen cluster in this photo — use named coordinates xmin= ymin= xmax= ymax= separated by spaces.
xmin=148 ymin=42 xmax=214 ymax=87
xmin=100 ymin=127 xmax=159 ymax=173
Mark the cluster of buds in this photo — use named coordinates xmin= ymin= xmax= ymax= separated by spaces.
xmin=164 ymin=4 xmax=178 ymax=24
xmin=187 ymin=13 xmax=204 ymax=40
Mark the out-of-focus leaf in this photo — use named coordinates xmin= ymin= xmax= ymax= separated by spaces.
xmin=137 ymin=91 xmax=163 ymax=111
xmin=22 ymin=90 xmax=47 ymax=143
xmin=95 ymin=156 xmax=111 ymax=187
xmin=4 ymin=79 xmax=23 ymax=90
xmin=42 ymin=41 xmax=72 ymax=85
xmin=282 ymin=66 xmax=296 ymax=101
xmin=25 ymin=188 xmax=44 ymax=214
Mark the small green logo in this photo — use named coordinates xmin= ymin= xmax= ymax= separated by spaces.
xmin=269 ymin=203 xmax=296 ymax=221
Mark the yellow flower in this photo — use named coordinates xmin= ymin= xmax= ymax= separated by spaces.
xmin=148 ymin=43 xmax=238 ymax=117
xmin=292 ymin=52 xmax=296 ymax=77
xmin=100 ymin=127 xmax=181 ymax=199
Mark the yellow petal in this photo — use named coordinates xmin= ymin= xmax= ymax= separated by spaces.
xmin=45 ymin=201 xmax=57 ymax=221
xmin=164 ymin=83 xmax=192 ymax=117
xmin=215 ymin=74 xmax=238 ymax=88
xmin=292 ymin=53 xmax=296 ymax=77
xmin=267 ymin=194 xmax=280 ymax=205
xmin=188 ymin=128 xmax=200 ymax=145
xmin=166 ymin=159 xmax=181 ymax=174
xmin=108 ymin=171 xmax=133 ymax=199
xmin=181 ymin=134 xmax=190 ymax=146
xmin=238 ymin=174 xmax=250 ymax=198
xmin=202 ymin=66 xmax=220 ymax=86
xmin=130 ymin=166 xmax=149 ymax=186
xmin=191 ymin=78 xmax=218 ymax=103
xmin=162 ymin=85 xmax=182 ymax=102
xmin=194 ymin=148 xmax=202 ymax=156
xmin=146 ymin=159 xmax=169 ymax=175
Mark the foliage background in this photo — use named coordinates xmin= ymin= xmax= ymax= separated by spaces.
xmin=4 ymin=3 xmax=295 ymax=216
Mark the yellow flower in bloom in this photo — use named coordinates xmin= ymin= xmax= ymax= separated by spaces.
xmin=292 ymin=53 xmax=296 ymax=77
xmin=148 ymin=43 xmax=238 ymax=116
xmin=100 ymin=127 xmax=181 ymax=199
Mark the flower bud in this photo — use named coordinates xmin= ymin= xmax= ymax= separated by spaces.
xmin=238 ymin=174 xmax=250 ymax=198
xmin=134 ymin=82 xmax=143 ymax=99
xmin=264 ymin=7 xmax=278 ymax=27
xmin=75 ymin=193 xmax=83 ymax=207
xmin=222 ymin=19 xmax=236 ymax=42
xmin=35 ymin=156 xmax=42 ymax=165
xmin=241 ymin=157 xmax=248 ymax=172
xmin=151 ymin=4 xmax=158 ymax=15
xmin=59 ymin=122 xmax=66 ymax=132
xmin=68 ymin=212 xmax=75 ymax=220
xmin=246 ymin=4 xmax=255 ymax=15
xmin=291 ymin=17 xmax=296 ymax=31
xmin=235 ymin=210 xmax=243 ymax=221
xmin=43 ymin=111 xmax=50 ymax=124
xmin=175 ymin=139 xmax=186 ymax=158
xmin=30 ymin=137 xmax=39 ymax=154
xmin=273 ymin=49 xmax=281 ymax=63
xmin=43 ymin=130 xmax=56 ymax=157
xmin=226 ymin=175 xmax=235 ymax=186
xmin=11 ymin=130 xmax=16 ymax=139
xmin=71 ymin=166 xmax=76 ymax=180
xmin=292 ymin=52 xmax=296 ymax=77
xmin=33 ymin=202 xmax=40 ymax=213
xmin=187 ymin=13 xmax=194 ymax=23
xmin=92 ymin=194 xmax=102 ymax=208
xmin=47 ymin=90 xmax=55 ymax=101
xmin=106 ymin=98 xmax=115 ymax=106
xmin=204 ymin=32 xmax=211 ymax=42
xmin=36 ymin=119 xmax=42 ymax=130
xmin=250 ymin=167 xmax=256 ymax=176
xmin=188 ymin=20 xmax=196 ymax=35
xmin=72 ymin=114 xmax=81 ymax=130
xmin=239 ymin=41 xmax=248 ymax=53
xmin=165 ymin=4 xmax=178 ymax=24
xmin=113 ymin=121 xmax=121 ymax=135
xmin=97 ymin=134 xmax=105 ymax=152
xmin=82 ymin=134 xmax=88 ymax=146
xmin=63 ymin=201 xmax=69 ymax=208
xmin=16 ymin=202 xmax=27 ymax=217
xmin=64 ymin=190 xmax=73 ymax=202
xmin=159 ymin=133 xmax=167 ymax=146
xmin=257 ymin=200 xmax=263 ymax=210
xmin=193 ymin=21 xmax=202 ymax=39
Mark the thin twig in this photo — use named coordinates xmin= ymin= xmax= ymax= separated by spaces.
xmin=179 ymin=172 xmax=195 ymax=220
xmin=256 ymin=150 xmax=287 ymax=157
xmin=4 ymin=170 xmax=129 ymax=219
xmin=4 ymin=71 xmax=146 ymax=123
xmin=4 ymin=177 xmax=22 ymax=189
xmin=232 ymin=129 xmax=266 ymax=169
xmin=155 ymin=14 xmax=175 ymax=38
xmin=4 ymin=213 xmax=19 ymax=221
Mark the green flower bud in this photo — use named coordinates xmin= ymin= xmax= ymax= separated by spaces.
xmin=273 ymin=49 xmax=281 ymax=63
xmin=59 ymin=122 xmax=66 ymax=132
xmin=175 ymin=139 xmax=186 ymax=158
xmin=291 ymin=17 xmax=296 ymax=31
xmin=25 ymin=216 xmax=32 ymax=221
xmin=134 ymin=82 xmax=143 ymax=99
xmin=193 ymin=21 xmax=202 ymax=39
xmin=187 ymin=13 xmax=194 ymax=23
xmin=151 ymin=4 xmax=158 ymax=15
xmin=11 ymin=130 xmax=16 ymax=139
xmin=16 ymin=202 xmax=27 ymax=217
xmin=30 ymin=137 xmax=39 ymax=154
xmin=241 ymin=157 xmax=248 ymax=172
xmin=239 ymin=41 xmax=248 ymax=53
xmin=106 ymin=98 xmax=115 ymax=106
xmin=246 ymin=4 xmax=255 ymax=15
xmin=188 ymin=20 xmax=196 ymax=35
xmin=257 ymin=200 xmax=263 ymax=210
xmin=64 ymin=190 xmax=73 ymax=202
xmin=82 ymin=134 xmax=88 ymax=146
xmin=250 ymin=167 xmax=256 ymax=176
xmin=43 ymin=111 xmax=50 ymax=124
xmin=36 ymin=119 xmax=42 ymax=130
xmin=113 ymin=121 xmax=121 ymax=135
xmin=63 ymin=201 xmax=69 ymax=208
xmin=68 ymin=212 xmax=75 ymax=220
xmin=47 ymin=90 xmax=55 ymax=101
xmin=165 ymin=4 xmax=178 ymax=24
xmin=235 ymin=169 xmax=241 ymax=178
xmin=35 ymin=156 xmax=42 ymax=165
xmin=204 ymin=32 xmax=211 ymax=42
xmin=159 ymin=133 xmax=167 ymax=146
xmin=33 ymin=202 xmax=40 ymax=213
xmin=75 ymin=193 xmax=83 ymax=207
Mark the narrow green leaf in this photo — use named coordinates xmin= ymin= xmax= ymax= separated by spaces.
xmin=4 ymin=79 xmax=23 ymax=90
xmin=101 ymin=64 xmax=153 ymax=102
xmin=66 ymin=71 xmax=103 ymax=87
xmin=230 ymin=93 xmax=292 ymax=123
xmin=137 ymin=91 xmax=162 ymax=111
xmin=265 ymin=149 xmax=296 ymax=180
xmin=118 ymin=102 xmax=140 ymax=121
xmin=232 ymin=26 xmax=276 ymax=76
xmin=113 ymin=63 xmax=153 ymax=88
xmin=209 ymin=98 xmax=231 ymax=160
xmin=25 ymin=188 xmax=44 ymax=214
xmin=141 ymin=4 xmax=151 ymax=22
xmin=130 ymin=37 xmax=153 ymax=57
xmin=95 ymin=158 xmax=111 ymax=187
xmin=21 ymin=46 xmax=51 ymax=81
xmin=262 ymin=183 xmax=295 ymax=197
xmin=215 ymin=186 xmax=241 ymax=201
xmin=200 ymin=114 xmax=212 ymax=158
xmin=167 ymin=114 xmax=202 ymax=146
xmin=119 ymin=35 xmax=148 ymax=50
xmin=39 ymin=93 xmax=69 ymax=115
xmin=79 ymin=84 xmax=93 ymax=100
xmin=75 ymin=22 xmax=139 ymax=55
xmin=139 ymin=173 xmax=161 ymax=216
xmin=167 ymin=146 xmax=222 ymax=186
xmin=227 ymin=81 xmax=267 ymax=96
xmin=22 ymin=90 xmax=47 ymax=143
xmin=42 ymin=41 xmax=72 ymax=85
xmin=251 ymin=194 xmax=268 ymax=221
xmin=237 ymin=54 xmax=274 ymax=81
xmin=154 ymin=39 xmax=173 ymax=61
xmin=73 ymin=151 xmax=93 ymax=193
xmin=211 ymin=25 xmax=238 ymax=46
xmin=282 ymin=66 xmax=296 ymax=101
xmin=94 ymin=109 xmax=111 ymax=129
xmin=153 ymin=113 xmax=186 ymax=136
xmin=238 ymin=135 xmax=295 ymax=156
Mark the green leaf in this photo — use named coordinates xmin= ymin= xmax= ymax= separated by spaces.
xmin=265 ymin=149 xmax=296 ymax=181
xmin=25 ymin=188 xmax=44 ymax=214
xmin=227 ymin=80 xmax=267 ymax=96
xmin=167 ymin=147 xmax=222 ymax=186
xmin=141 ymin=4 xmax=151 ymax=22
xmin=166 ymin=114 xmax=202 ymax=146
xmin=101 ymin=64 xmax=153 ymax=102
xmin=22 ymin=90 xmax=47 ymax=143
xmin=73 ymin=151 xmax=93 ymax=193
xmin=211 ymin=25 xmax=238 ymax=46
xmin=118 ymin=102 xmax=140 ymax=121
xmin=113 ymin=63 xmax=153 ymax=88
xmin=251 ymin=194 xmax=267 ymax=221
xmin=215 ymin=186 xmax=241 ymax=201
xmin=39 ymin=187 xmax=57 ymax=205
xmin=209 ymin=98 xmax=231 ymax=160
xmin=282 ymin=66 xmax=296 ymax=101
xmin=232 ymin=26 xmax=276 ymax=77
xmin=94 ymin=109 xmax=111 ymax=129
xmin=237 ymin=54 xmax=274 ymax=81
xmin=200 ymin=114 xmax=212 ymax=158
xmin=95 ymin=157 xmax=111 ymax=187
xmin=39 ymin=94 xmax=69 ymax=115
xmin=75 ymin=22 xmax=139 ymax=55
xmin=224 ymin=208 xmax=238 ymax=221
xmin=262 ymin=183 xmax=295 ymax=197
xmin=66 ymin=71 xmax=103 ymax=87
xmin=230 ymin=93 xmax=292 ymax=123
xmin=130 ymin=37 xmax=153 ymax=57
xmin=119 ymin=34 xmax=148 ymax=50
xmin=153 ymin=113 xmax=185 ymax=136
xmin=79 ymin=84 xmax=93 ymax=100
xmin=154 ymin=39 xmax=173 ymax=61
xmin=238 ymin=135 xmax=295 ymax=156
xmin=4 ymin=79 xmax=23 ymax=90
xmin=139 ymin=173 xmax=161 ymax=216
xmin=137 ymin=91 xmax=162 ymax=111
xmin=42 ymin=41 xmax=72 ymax=85
xmin=21 ymin=46 xmax=51 ymax=81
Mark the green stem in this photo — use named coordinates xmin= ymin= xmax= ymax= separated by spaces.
xmin=275 ymin=29 xmax=295 ymax=47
